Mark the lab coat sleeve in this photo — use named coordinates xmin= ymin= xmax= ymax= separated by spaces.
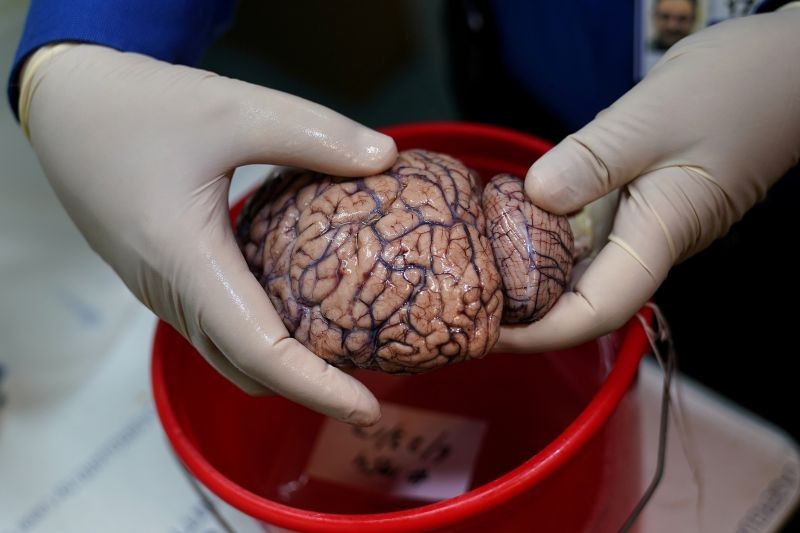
xmin=6 ymin=0 xmax=237 ymax=118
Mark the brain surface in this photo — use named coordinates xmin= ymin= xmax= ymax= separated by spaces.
xmin=238 ymin=150 xmax=573 ymax=373
xmin=483 ymin=174 xmax=574 ymax=323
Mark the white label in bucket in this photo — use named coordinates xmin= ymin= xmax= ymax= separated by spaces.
xmin=306 ymin=402 xmax=487 ymax=501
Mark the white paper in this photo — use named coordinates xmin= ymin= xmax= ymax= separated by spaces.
xmin=306 ymin=402 xmax=487 ymax=501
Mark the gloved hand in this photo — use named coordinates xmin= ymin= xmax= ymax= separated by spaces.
xmin=497 ymin=7 xmax=800 ymax=353
xmin=20 ymin=43 xmax=397 ymax=425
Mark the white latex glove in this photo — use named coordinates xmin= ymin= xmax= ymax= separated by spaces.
xmin=20 ymin=43 xmax=397 ymax=425
xmin=498 ymin=8 xmax=800 ymax=353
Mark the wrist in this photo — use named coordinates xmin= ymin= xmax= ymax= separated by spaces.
xmin=18 ymin=42 xmax=77 ymax=140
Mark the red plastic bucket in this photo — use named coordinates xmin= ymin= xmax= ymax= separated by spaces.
xmin=151 ymin=122 xmax=653 ymax=533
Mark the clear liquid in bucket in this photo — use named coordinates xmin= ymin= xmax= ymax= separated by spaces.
xmin=181 ymin=336 xmax=620 ymax=515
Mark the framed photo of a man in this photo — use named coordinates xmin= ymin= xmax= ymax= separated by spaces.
xmin=636 ymin=0 xmax=706 ymax=78
xmin=652 ymin=0 xmax=699 ymax=50
xmin=635 ymin=0 xmax=759 ymax=79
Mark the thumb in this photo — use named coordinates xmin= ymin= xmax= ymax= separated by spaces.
xmin=201 ymin=76 xmax=398 ymax=177
xmin=525 ymin=103 xmax=666 ymax=215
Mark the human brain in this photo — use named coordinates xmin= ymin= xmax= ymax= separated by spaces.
xmin=237 ymin=150 xmax=573 ymax=373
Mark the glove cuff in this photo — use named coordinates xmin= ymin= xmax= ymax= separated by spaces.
xmin=18 ymin=43 xmax=75 ymax=140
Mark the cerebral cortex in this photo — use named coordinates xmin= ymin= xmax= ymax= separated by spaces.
xmin=238 ymin=150 xmax=574 ymax=373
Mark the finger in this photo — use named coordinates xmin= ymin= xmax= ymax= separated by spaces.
xmin=495 ymin=241 xmax=659 ymax=353
xmin=525 ymin=84 xmax=682 ymax=215
xmin=202 ymin=76 xmax=398 ymax=177
xmin=190 ymin=334 xmax=274 ymax=396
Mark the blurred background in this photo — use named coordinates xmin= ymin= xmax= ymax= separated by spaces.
xmin=202 ymin=2 xmax=459 ymax=131
xmin=0 ymin=0 xmax=140 ymax=407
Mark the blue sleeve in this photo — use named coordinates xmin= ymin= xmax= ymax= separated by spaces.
xmin=490 ymin=1 xmax=634 ymax=132
xmin=7 ymin=0 xmax=237 ymax=118
xmin=755 ymin=0 xmax=797 ymax=12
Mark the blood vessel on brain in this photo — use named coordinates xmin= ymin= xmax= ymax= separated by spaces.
xmin=238 ymin=150 xmax=574 ymax=373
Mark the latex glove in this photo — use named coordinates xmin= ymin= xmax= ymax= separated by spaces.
xmin=20 ymin=43 xmax=397 ymax=425
xmin=498 ymin=8 xmax=800 ymax=353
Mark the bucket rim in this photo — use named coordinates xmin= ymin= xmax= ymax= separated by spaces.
xmin=152 ymin=310 xmax=650 ymax=532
